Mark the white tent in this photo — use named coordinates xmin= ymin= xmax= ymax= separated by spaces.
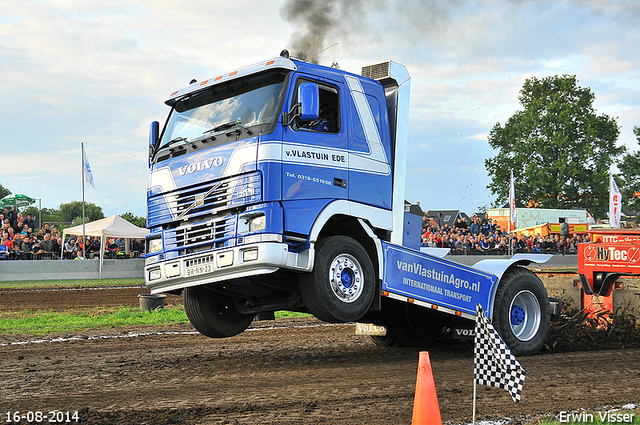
xmin=62 ymin=215 xmax=149 ymax=278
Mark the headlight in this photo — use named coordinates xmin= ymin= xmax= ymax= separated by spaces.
xmin=148 ymin=267 xmax=161 ymax=281
xmin=238 ymin=212 xmax=267 ymax=234
xmin=242 ymin=248 xmax=259 ymax=262
xmin=248 ymin=214 xmax=266 ymax=232
xmin=147 ymin=238 xmax=163 ymax=254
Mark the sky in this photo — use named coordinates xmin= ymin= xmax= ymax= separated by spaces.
xmin=1 ymin=0 xmax=639 ymax=219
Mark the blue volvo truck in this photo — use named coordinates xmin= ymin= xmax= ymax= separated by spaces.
xmin=145 ymin=51 xmax=561 ymax=355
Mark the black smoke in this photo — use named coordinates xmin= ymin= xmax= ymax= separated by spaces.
xmin=278 ymin=0 xmax=453 ymax=64
xmin=279 ymin=0 xmax=367 ymax=63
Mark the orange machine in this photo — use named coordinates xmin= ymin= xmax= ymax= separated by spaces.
xmin=578 ymin=230 xmax=640 ymax=325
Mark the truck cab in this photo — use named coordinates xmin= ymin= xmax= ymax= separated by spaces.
xmin=146 ymin=54 xmax=407 ymax=320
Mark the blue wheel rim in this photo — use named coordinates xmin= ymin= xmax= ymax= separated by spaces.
xmin=508 ymin=290 xmax=541 ymax=341
xmin=341 ymin=268 xmax=354 ymax=288
xmin=511 ymin=305 xmax=526 ymax=325
xmin=329 ymin=254 xmax=363 ymax=303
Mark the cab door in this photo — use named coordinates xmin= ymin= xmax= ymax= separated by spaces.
xmin=281 ymin=77 xmax=348 ymax=235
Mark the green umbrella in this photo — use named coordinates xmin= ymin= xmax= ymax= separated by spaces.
xmin=0 ymin=194 xmax=36 ymax=209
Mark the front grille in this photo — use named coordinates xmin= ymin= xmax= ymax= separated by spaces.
xmin=175 ymin=172 xmax=261 ymax=221
xmin=175 ymin=215 xmax=237 ymax=252
xmin=147 ymin=172 xmax=262 ymax=228
xmin=184 ymin=254 xmax=214 ymax=268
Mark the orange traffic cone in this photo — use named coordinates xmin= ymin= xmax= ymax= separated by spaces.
xmin=411 ymin=351 xmax=442 ymax=425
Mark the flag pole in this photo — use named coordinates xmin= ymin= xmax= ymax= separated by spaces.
xmin=509 ymin=170 xmax=514 ymax=256
xmin=472 ymin=379 xmax=477 ymax=425
xmin=472 ymin=303 xmax=478 ymax=425
xmin=81 ymin=142 xmax=86 ymax=259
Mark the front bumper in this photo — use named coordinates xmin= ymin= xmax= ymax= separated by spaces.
xmin=144 ymin=240 xmax=312 ymax=294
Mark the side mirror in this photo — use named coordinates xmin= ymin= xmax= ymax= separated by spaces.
xmin=298 ymin=83 xmax=319 ymax=121
xmin=148 ymin=121 xmax=159 ymax=167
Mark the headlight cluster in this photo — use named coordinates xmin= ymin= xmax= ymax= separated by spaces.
xmin=238 ymin=212 xmax=266 ymax=234
xmin=147 ymin=237 xmax=163 ymax=254
xmin=248 ymin=214 xmax=266 ymax=232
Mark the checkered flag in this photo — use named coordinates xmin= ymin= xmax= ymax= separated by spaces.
xmin=474 ymin=304 xmax=525 ymax=403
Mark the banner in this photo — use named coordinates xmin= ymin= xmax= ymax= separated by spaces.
xmin=82 ymin=144 xmax=96 ymax=189
xmin=381 ymin=242 xmax=496 ymax=315
xmin=609 ymin=175 xmax=621 ymax=228
xmin=509 ymin=170 xmax=515 ymax=230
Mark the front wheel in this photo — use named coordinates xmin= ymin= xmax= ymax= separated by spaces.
xmin=492 ymin=267 xmax=550 ymax=356
xmin=184 ymin=286 xmax=255 ymax=338
xmin=301 ymin=236 xmax=375 ymax=323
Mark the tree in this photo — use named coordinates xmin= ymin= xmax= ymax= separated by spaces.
xmin=58 ymin=201 xmax=104 ymax=223
xmin=0 ymin=183 xmax=11 ymax=199
xmin=23 ymin=206 xmax=60 ymax=224
xmin=616 ymin=126 xmax=640 ymax=215
xmin=121 ymin=212 xmax=147 ymax=228
xmin=485 ymin=75 xmax=623 ymax=219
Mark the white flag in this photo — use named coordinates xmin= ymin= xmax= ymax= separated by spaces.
xmin=609 ymin=175 xmax=621 ymax=228
xmin=82 ymin=144 xmax=96 ymax=189
xmin=509 ymin=170 xmax=516 ymax=230
xmin=474 ymin=304 xmax=525 ymax=403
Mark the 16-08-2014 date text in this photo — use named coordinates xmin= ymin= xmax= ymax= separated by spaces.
xmin=5 ymin=411 xmax=79 ymax=423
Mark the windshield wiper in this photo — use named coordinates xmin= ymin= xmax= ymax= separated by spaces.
xmin=156 ymin=136 xmax=187 ymax=153
xmin=203 ymin=119 xmax=252 ymax=137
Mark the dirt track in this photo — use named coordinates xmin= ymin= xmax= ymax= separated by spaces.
xmin=0 ymin=285 xmax=179 ymax=312
xmin=1 ymin=286 xmax=640 ymax=424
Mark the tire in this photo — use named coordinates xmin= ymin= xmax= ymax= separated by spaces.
xmin=370 ymin=301 xmax=444 ymax=347
xmin=301 ymin=236 xmax=375 ymax=323
xmin=492 ymin=267 xmax=550 ymax=356
xmin=183 ymin=286 xmax=255 ymax=338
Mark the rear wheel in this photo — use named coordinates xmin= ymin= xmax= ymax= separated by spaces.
xmin=183 ymin=286 xmax=255 ymax=338
xmin=301 ymin=236 xmax=375 ymax=323
xmin=492 ymin=267 xmax=550 ymax=356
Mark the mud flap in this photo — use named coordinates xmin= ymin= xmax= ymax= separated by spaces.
xmin=549 ymin=297 xmax=563 ymax=322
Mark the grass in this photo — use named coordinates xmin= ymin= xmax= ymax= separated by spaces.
xmin=0 ymin=306 xmax=311 ymax=335
xmin=0 ymin=277 xmax=311 ymax=335
xmin=0 ymin=306 xmax=189 ymax=335
xmin=0 ymin=278 xmax=144 ymax=289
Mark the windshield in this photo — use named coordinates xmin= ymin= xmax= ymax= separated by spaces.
xmin=155 ymin=71 xmax=288 ymax=162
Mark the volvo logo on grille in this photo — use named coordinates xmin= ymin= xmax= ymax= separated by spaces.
xmin=194 ymin=194 xmax=205 ymax=207
xmin=177 ymin=157 xmax=224 ymax=176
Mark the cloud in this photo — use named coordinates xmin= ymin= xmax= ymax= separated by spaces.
xmin=0 ymin=0 xmax=638 ymax=219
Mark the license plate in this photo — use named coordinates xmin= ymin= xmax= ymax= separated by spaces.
xmin=185 ymin=264 xmax=213 ymax=277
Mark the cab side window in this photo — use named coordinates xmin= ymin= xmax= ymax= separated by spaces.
xmin=293 ymin=80 xmax=340 ymax=134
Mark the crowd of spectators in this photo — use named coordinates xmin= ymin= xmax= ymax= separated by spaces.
xmin=0 ymin=207 xmax=145 ymax=260
xmin=0 ymin=205 xmax=591 ymax=260
xmin=420 ymin=215 xmax=588 ymax=255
